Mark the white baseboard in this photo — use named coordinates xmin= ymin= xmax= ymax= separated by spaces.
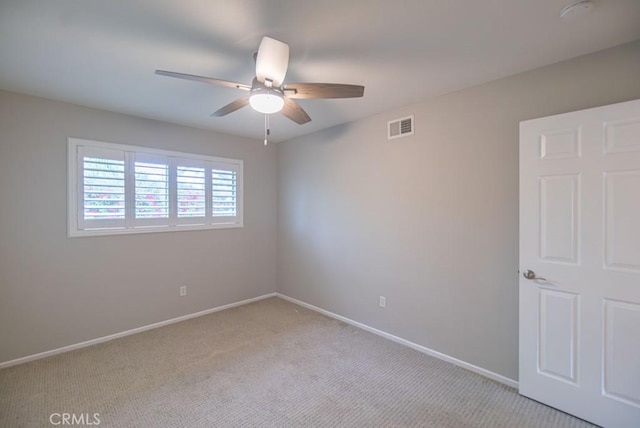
xmin=2 ymin=291 xmax=519 ymax=390
xmin=276 ymin=293 xmax=519 ymax=389
xmin=0 ymin=293 xmax=277 ymax=369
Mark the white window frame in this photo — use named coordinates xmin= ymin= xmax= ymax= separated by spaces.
xmin=68 ymin=137 xmax=243 ymax=237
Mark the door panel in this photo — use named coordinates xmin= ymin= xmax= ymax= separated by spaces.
xmin=605 ymin=119 xmax=640 ymax=154
xmin=539 ymin=174 xmax=580 ymax=263
xmin=520 ymin=99 xmax=640 ymax=428
xmin=540 ymin=128 xmax=581 ymax=160
xmin=604 ymin=171 xmax=640 ymax=271
xmin=603 ymin=300 xmax=640 ymax=408
xmin=538 ymin=289 xmax=579 ymax=383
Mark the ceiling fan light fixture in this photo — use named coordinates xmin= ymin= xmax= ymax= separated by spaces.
xmin=249 ymin=88 xmax=284 ymax=114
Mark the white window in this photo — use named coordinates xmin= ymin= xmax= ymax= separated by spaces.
xmin=68 ymin=138 xmax=243 ymax=237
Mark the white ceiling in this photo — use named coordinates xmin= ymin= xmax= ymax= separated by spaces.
xmin=1 ymin=1 xmax=639 ymax=143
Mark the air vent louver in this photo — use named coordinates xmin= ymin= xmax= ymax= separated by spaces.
xmin=388 ymin=115 xmax=414 ymax=139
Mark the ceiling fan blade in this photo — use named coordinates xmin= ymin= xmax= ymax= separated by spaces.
xmin=255 ymin=37 xmax=289 ymax=87
xmin=156 ymin=70 xmax=251 ymax=91
xmin=282 ymin=83 xmax=364 ymax=99
xmin=280 ymin=97 xmax=311 ymax=125
xmin=211 ymin=97 xmax=250 ymax=117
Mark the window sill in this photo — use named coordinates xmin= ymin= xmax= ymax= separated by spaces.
xmin=67 ymin=221 xmax=243 ymax=238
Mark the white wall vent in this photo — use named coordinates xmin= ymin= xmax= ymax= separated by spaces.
xmin=387 ymin=115 xmax=414 ymax=139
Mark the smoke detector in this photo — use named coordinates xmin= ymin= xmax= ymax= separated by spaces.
xmin=560 ymin=1 xmax=594 ymax=19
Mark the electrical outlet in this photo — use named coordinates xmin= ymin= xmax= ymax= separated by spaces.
xmin=180 ymin=285 xmax=187 ymax=297
xmin=379 ymin=296 xmax=386 ymax=308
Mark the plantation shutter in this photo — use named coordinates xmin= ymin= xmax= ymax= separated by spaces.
xmin=77 ymin=145 xmax=126 ymax=230
xmin=69 ymin=138 xmax=243 ymax=237
xmin=211 ymin=162 xmax=239 ymax=221
xmin=175 ymin=158 xmax=208 ymax=224
xmin=133 ymin=153 xmax=170 ymax=227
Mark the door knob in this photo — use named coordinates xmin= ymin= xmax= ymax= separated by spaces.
xmin=523 ymin=270 xmax=547 ymax=281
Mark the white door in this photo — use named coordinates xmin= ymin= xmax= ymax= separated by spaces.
xmin=519 ymin=99 xmax=640 ymax=428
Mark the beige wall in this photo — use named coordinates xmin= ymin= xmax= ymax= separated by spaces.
xmin=277 ymin=41 xmax=640 ymax=381
xmin=0 ymin=91 xmax=277 ymax=363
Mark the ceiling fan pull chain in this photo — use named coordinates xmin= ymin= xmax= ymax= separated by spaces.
xmin=264 ymin=114 xmax=270 ymax=146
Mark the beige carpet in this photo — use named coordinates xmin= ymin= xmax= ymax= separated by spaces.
xmin=1 ymin=297 xmax=595 ymax=427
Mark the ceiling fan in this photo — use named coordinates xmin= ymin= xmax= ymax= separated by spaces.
xmin=155 ymin=36 xmax=364 ymax=142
